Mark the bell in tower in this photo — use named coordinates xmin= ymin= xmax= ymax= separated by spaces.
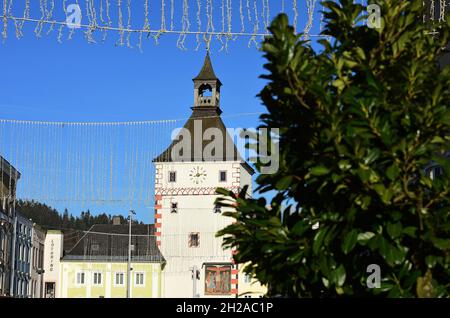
xmin=193 ymin=52 xmax=222 ymax=109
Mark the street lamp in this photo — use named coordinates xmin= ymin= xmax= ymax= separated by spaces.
xmin=126 ymin=210 xmax=136 ymax=299
xmin=36 ymin=269 xmax=45 ymax=299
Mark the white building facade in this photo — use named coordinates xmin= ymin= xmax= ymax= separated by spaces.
xmin=153 ymin=54 xmax=258 ymax=298
xmin=43 ymin=230 xmax=63 ymax=298
xmin=30 ymin=224 xmax=45 ymax=298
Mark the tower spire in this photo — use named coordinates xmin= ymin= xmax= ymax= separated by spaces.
xmin=192 ymin=53 xmax=222 ymax=109
xmin=193 ymin=52 xmax=221 ymax=83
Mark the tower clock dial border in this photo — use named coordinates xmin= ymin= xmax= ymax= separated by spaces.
xmin=189 ymin=166 xmax=207 ymax=185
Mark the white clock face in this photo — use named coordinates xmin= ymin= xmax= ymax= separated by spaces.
xmin=189 ymin=166 xmax=207 ymax=185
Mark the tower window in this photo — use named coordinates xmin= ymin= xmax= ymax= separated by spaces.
xmin=171 ymin=202 xmax=178 ymax=213
xmin=188 ymin=233 xmax=200 ymax=247
xmin=169 ymin=171 xmax=176 ymax=182
xmin=213 ymin=204 xmax=221 ymax=214
xmin=199 ymin=83 xmax=213 ymax=97
xmin=219 ymin=171 xmax=227 ymax=182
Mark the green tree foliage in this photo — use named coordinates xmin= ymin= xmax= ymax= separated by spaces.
xmin=18 ymin=200 xmax=139 ymax=231
xmin=216 ymin=0 xmax=449 ymax=297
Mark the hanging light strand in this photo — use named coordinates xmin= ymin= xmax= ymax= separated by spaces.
xmin=16 ymin=0 xmax=30 ymax=38
xmin=117 ymin=0 xmax=124 ymax=46
xmin=2 ymin=0 xmax=7 ymax=40
xmin=126 ymin=0 xmax=132 ymax=47
xmin=34 ymin=0 xmax=45 ymax=38
xmin=293 ymin=0 xmax=298 ymax=33
xmin=239 ymin=0 xmax=245 ymax=32
xmin=248 ymin=0 xmax=258 ymax=47
xmin=304 ymin=0 xmax=317 ymax=40
xmin=57 ymin=0 xmax=66 ymax=42
xmin=439 ymin=0 xmax=447 ymax=22
xmin=204 ymin=0 xmax=214 ymax=50
xmin=170 ymin=0 xmax=174 ymax=31
xmin=196 ymin=0 xmax=202 ymax=50
xmin=0 ymin=0 xmax=331 ymax=50
xmin=45 ymin=0 xmax=56 ymax=35
xmin=176 ymin=0 xmax=189 ymax=50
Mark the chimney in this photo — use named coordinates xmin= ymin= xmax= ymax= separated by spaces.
xmin=112 ymin=216 xmax=121 ymax=226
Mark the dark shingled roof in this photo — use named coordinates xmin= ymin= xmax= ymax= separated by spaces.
xmin=0 ymin=156 xmax=21 ymax=180
xmin=192 ymin=52 xmax=221 ymax=84
xmin=153 ymin=107 xmax=242 ymax=162
xmin=1 ymin=156 xmax=20 ymax=199
xmin=153 ymin=107 xmax=255 ymax=174
xmin=63 ymin=224 xmax=164 ymax=263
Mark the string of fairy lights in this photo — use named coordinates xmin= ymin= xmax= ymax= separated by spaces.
xmin=0 ymin=113 xmax=260 ymax=208
xmin=1 ymin=1 xmax=447 ymax=50
xmin=0 ymin=0 xmax=331 ymax=51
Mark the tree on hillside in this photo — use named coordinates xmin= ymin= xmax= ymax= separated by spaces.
xmin=17 ymin=200 xmax=141 ymax=231
xmin=62 ymin=208 xmax=70 ymax=228
xmin=217 ymin=0 xmax=449 ymax=297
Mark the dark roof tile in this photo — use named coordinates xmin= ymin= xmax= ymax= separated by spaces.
xmin=63 ymin=224 xmax=164 ymax=263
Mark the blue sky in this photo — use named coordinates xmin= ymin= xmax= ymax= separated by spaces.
xmin=0 ymin=1 xmax=327 ymax=223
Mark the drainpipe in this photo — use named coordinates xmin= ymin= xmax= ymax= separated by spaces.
xmin=9 ymin=215 xmax=17 ymax=297
xmin=127 ymin=210 xmax=136 ymax=299
xmin=31 ymin=223 xmax=34 ymax=298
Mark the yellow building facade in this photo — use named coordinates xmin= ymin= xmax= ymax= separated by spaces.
xmin=60 ymin=261 xmax=162 ymax=298
xmin=58 ymin=223 xmax=165 ymax=298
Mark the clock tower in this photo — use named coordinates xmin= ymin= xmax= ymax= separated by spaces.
xmin=153 ymin=53 xmax=254 ymax=298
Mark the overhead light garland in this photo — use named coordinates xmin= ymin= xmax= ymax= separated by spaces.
xmin=0 ymin=0 xmax=328 ymax=51
xmin=0 ymin=112 xmax=262 ymax=208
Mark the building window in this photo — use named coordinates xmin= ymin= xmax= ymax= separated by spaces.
xmin=213 ymin=204 xmax=221 ymax=214
xmin=93 ymin=272 xmax=102 ymax=285
xmin=188 ymin=233 xmax=200 ymax=247
xmin=219 ymin=171 xmax=227 ymax=182
xmin=76 ymin=272 xmax=85 ymax=285
xmin=427 ymin=166 xmax=443 ymax=180
xmin=32 ymin=247 xmax=35 ymax=268
xmin=135 ymin=272 xmax=145 ymax=286
xmin=244 ymin=274 xmax=251 ymax=284
xmin=171 ymin=202 xmax=178 ymax=213
xmin=115 ymin=272 xmax=124 ymax=286
xmin=169 ymin=171 xmax=176 ymax=183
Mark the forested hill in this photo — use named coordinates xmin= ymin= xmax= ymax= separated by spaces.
xmin=17 ymin=200 xmax=142 ymax=231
